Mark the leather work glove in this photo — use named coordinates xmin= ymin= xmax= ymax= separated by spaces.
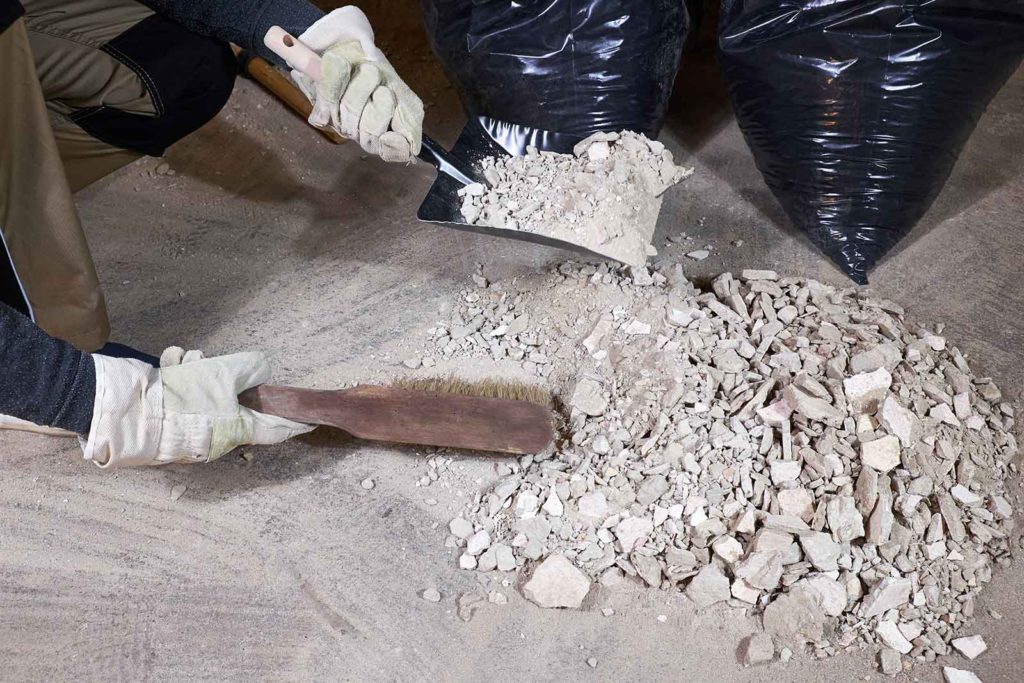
xmin=291 ymin=6 xmax=424 ymax=163
xmin=80 ymin=347 xmax=313 ymax=468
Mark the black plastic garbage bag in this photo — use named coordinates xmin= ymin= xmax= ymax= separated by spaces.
xmin=420 ymin=0 xmax=691 ymax=154
xmin=719 ymin=1 xmax=1024 ymax=283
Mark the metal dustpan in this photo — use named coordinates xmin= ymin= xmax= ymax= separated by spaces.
xmin=416 ymin=117 xmax=628 ymax=264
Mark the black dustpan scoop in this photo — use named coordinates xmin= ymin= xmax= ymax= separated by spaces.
xmin=416 ymin=117 xmax=627 ymax=262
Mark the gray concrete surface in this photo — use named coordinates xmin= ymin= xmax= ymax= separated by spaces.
xmin=1 ymin=2 xmax=1022 ymax=681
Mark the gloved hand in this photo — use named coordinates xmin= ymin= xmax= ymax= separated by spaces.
xmin=289 ymin=6 xmax=424 ymax=163
xmin=81 ymin=347 xmax=313 ymax=468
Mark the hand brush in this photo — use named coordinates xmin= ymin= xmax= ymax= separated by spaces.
xmin=238 ymin=377 xmax=555 ymax=454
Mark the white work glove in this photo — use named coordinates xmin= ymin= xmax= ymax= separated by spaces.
xmin=80 ymin=347 xmax=313 ymax=468
xmin=290 ymin=6 xmax=424 ymax=163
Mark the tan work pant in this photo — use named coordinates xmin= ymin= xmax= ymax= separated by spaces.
xmin=0 ymin=0 xmax=233 ymax=350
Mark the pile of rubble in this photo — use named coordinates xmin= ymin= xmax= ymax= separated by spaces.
xmin=430 ymin=261 xmax=1018 ymax=674
xmin=457 ymin=131 xmax=692 ymax=268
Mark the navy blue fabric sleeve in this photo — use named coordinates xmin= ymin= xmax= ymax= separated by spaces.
xmin=0 ymin=303 xmax=95 ymax=434
xmin=141 ymin=0 xmax=324 ymax=65
xmin=0 ymin=1 xmax=23 ymax=35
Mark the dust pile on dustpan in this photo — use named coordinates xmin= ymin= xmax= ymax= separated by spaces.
xmin=456 ymin=131 xmax=692 ymax=268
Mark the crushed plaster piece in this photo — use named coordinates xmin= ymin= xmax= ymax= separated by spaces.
xmin=425 ymin=261 xmax=1018 ymax=669
xmin=951 ymin=635 xmax=987 ymax=660
xmin=360 ymin=477 xmax=375 ymax=490
xmin=738 ymin=633 xmax=775 ymax=666
xmin=861 ymin=435 xmax=902 ymax=473
xmin=943 ymin=667 xmax=983 ymax=683
xmin=459 ymin=132 xmax=692 ymax=268
xmin=420 ymin=587 xmax=442 ymax=602
xmin=522 ymin=554 xmax=592 ymax=609
xmin=170 ymin=484 xmax=187 ymax=501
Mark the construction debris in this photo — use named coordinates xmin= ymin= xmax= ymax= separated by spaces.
xmin=521 ymin=554 xmax=592 ymax=609
xmin=738 ymin=633 xmax=775 ymax=666
xmin=951 ymin=635 xmax=988 ymax=660
xmin=433 ymin=261 xmax=1017 ymax=672
xmin=420 ymin=587 xmax=442 ymax=603
xmin=459 ymin=132 xmax=692 ymax=268
xmin=943 ymin=667 xmax=984 ymax=683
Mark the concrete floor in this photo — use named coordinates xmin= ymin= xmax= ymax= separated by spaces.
xmin=2 ymin=2 xmax=1022 ymax=681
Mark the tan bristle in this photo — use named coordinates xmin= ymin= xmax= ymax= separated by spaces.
xmin=395 ymin=376 xmax=552 ymax=408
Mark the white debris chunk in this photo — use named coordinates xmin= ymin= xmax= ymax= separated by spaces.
xmin=861 ymin=577 xmax=912 ymax=618
xmin=770 ymin=460 xmax=802 ymax=484
xmin=950 ymin=484 xmax=982 ymax=507
xmin=738 ymin=633 xmax=775 ymax=666
xmin=875 ymin=621 xmax=912 ymax=654
xmin=571 ymin=378 xmax=607 ymax=416
xmin=615 ymin=517 xmax=654 ymax=553
xmin=826 ymin=496 xmax=865 ymax=542
xmin=879 ymin=648 xmax=902 ymax=675
xmin=449 ymin=517 xmax=474 ymax=540
xmin=712 ymin=536 xmax=744 ymax=564
xmin=942 ymin=667 xmax=984 ymax=683
xmin=843 ymin=368 xmax=893 ymax=414
xmin=861 ymin=435 xmax=902 ymax=473
xmin=421 ymin=587 xmax=442 ymax=602
xmin=951 ymin=635 xmax=987 ymax=660
xmin=799 ymin=532 xmax=842 ymax=571
xmin=522 ymin=554 xmax=592 ymax=609
xmin=878 ymin=396 xmax=917 ymax=447
xmin=685 ymin=564 xmax=731 ymax=609
xmin=466 ymin=530 xmax=491 ymax=556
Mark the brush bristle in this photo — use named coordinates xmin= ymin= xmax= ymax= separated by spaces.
xmin=395 ymin=376 xmax=552 ymax=408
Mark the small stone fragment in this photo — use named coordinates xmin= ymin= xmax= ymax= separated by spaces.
xmin=844 ymin=368 xmax=893 ymax=414
xmin=360 ymin=477 xmax=375 ymax=490
xmin=615 ymin=517 xmax=654 ymax=553
xmin=826 ymin=496 xmax=865 ymax=542
xmin=466 ymin=530 xmax=491 ymax=556
xmin=861 ymin=435 xmax=902 ymax=473
xmin=875 ymin=621 xmax=912 ymax=654
xmin=951 ymin=635 xmax=987 ymax=660
xmin=685 ymin=564 xmax=731 ymax=609
xmin=522 ymin=554 xmax=592 ymax=609
xmin=942 ymin=667 xmax=983 ymax=683
xmin=879 ymin=648 xmax=902 ymax=676
xmin=571 ymin=378 xmax=608 ymax=416
xmin=878 ymin=396 xmax=917 ymax=447
xmin=421 ymin=587 xmax=442 ymax=602
xmin=456 ymin=593 xmax=484 ymax=622
xmin=762 ymin=586 xmax=826 ymax=647
xmin=799 ymin=532 xmax=841 ymax=571
xmin=738 ymin=633 xmax=775 ymax=666
xmin=170 ymin=484 xmax=187 ymax=501
xmin=860 ymin=577 xmax=912 ymax=619
xmin=449 ymin=517 xmax=474 ymax=540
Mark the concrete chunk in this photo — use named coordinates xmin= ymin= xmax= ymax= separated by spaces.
xmin=522 ymin=554 xmax=591 ymax=609
xmin=942 ymin=667 xmax=983 ymax=683
xmin=738 ymin=633 xmax=775 ymax=666
xmin=686 ymin=564 xmax=731 ymax=609
xmin=875 ymin=621 xmax=912 ymax=654
xmin=879 ymin=396 xmax=917 ymax=447
xmin=861 ymin=435 xmax=901 ymax=473
xmin=844 ymin=368 xmax=892 ymax=414
xmin=951 ymin=635 xmax=987 ymax=660
xmin=861 ymin=577 xmax=912 ymax=618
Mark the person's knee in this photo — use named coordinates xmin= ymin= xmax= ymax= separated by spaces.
xmin=71 ymin=14 xmax=237 ymax=157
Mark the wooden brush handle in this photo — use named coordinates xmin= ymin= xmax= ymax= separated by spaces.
xmin=239 ymin=384 xmax=553 ymax=455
